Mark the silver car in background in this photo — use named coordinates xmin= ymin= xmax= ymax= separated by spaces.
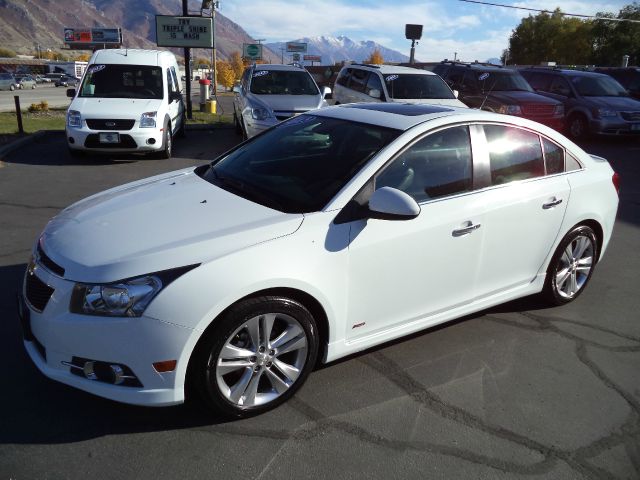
xmin=0 ymin=72 xmax=17 ymax=91
xmin=233 ymin=64 xmax=331 ymax=138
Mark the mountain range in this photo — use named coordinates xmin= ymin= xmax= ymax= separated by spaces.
xmin=266 ymin=36 xmax=410 ymax=65
xmin=0 ymin=0 xmax=408 ymax=65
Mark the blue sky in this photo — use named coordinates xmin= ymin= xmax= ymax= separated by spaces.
xmin=220 ymin=0 xmax=630 ymax=62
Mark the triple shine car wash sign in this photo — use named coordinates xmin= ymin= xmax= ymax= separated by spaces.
xmin=155 ymin=15 xmax=213 ymax=48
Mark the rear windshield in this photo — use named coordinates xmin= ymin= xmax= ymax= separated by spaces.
xmin=250 ymin=70 xmax=319 ymax=95
xmin=384 ymin=74 xmax=455 ymax=99
xmin=79 ymin=64 xmax=164 ymax=99
xmin=0 ymin=73 xmax=13 ymax=80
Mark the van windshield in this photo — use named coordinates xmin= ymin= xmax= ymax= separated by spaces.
xmin=79 ymin=64 xmax=164 ymax=99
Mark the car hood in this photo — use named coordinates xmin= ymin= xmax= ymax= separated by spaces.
xmin=69 ymin=97 xmax=164 ymax=118
xmin=489 ymin=91 xmax=561 ymax=105
xmin=40 ymin=168 xmax=304 ymax=283
xmin=390 ymin=98 xmax=467 ymax=108
xmin=248 ymin=93 xmax=322 ymax=112
xmin=582 ymin=96 xmax=640 ymax=110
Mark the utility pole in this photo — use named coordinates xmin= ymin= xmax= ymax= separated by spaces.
xmin=182 ymin=0 xmax=192 ymax=119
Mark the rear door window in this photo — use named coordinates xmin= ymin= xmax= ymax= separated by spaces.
xmin=542 ymin=138 xmax=564 ymax=175
xmin=348 ymin=69 xmax=369 ymax=93
xmin=483 ymin=125 xmax=544 ymax=185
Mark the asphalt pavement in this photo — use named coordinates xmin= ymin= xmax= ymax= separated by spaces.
xmin=0 ymin=131 xmax=639 ymax=479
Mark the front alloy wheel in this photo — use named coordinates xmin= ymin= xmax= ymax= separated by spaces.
xmin=544 ymin=225 xmax=597 ymax=305
xmin=194 ymin=296 xmax=318 ymax=417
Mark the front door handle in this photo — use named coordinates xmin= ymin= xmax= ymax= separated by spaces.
xmin=452 ymin=222 xmax=481 ymax=237
xmin=543 ymin=198 xmax=563 ymax=209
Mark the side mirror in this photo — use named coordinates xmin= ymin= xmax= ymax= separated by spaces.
xmin=453 ymin=89 xmax=459 ymax=98
xmin=321 ymin=86 xmax=332 ymax=99
xmin=232 ymin=85 xmax=240 ymax=93
xmin=369 ymin=88 xmax=381 ymax=99
xmin=66 ymin=88 xmax=76 ymax=98
xmin=367 ymin=187 xmax=420 ymax=220
xmin=170 ymin=91 xmax=182 ymax=103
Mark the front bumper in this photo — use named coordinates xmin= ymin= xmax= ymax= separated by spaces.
xmin=590 ymin=117 xmax=640 ymax=135
xmin=66 ymin=124 xmax=164 ymax=154
xmin=243 ymin=117 xmax=278 ymax=138
xmin=19 ymin=262 xmax=194 ymax=407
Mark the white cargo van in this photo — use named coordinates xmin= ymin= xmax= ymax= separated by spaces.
xmin=66 ymin=49 xmax=185 ymax=158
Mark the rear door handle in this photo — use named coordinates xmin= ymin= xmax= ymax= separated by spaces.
xmin=452 ymin=223 xmax=481 ymax=237
xmin=543 ymin=198 xmax=563 ymax=209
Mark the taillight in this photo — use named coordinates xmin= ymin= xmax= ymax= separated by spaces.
xmin=612 ymin=172 xmax=620 ymax=195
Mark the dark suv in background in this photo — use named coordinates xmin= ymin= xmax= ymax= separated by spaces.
xmin=520 ymin=68 xmax=640 ymax=139
xmin=431 ymin=61 xmax=565 ymax=131
xmin=594 ymin=67 xmax=640 ymax=100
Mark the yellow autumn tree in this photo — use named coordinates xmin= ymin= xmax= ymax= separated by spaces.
xmin=365 ymin=49 xmax=384 ymax=64
xmin=229 ymin=51 xmax=245 ymax=82
xmin=216 ymin=60 xmax=235 ymax=90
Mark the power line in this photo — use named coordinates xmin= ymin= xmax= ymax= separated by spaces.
xmin=458 ymin=0 xmax=640 ymax=23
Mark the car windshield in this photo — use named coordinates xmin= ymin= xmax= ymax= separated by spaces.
xmin=571 ymin=75 xmax=629 ymax=97
xmin=199 ymin=115 xmax=401 ymax=213
xmin=250 ymin=70 xmax=319 ymax=95
xmin=79 ymin=64 xmax=164 ymax=99
xmin=384 ymin=74 xmax=455 ymax=99
xmin=476 ymin=72 xmax=533 ymax=92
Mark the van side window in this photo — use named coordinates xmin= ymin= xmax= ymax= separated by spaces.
xmin=549 ymin=77 xmax=571 ymax=96
xmin=166 ymin=69 xmax=176 ymax=95
xmin=365 ymin=73 xmax=384 ymax=98
xmin=170 ymin=67 xmax=180 ymax=93
xmin=484 ymin=125 xmax=544 ymax=185
xmin=336 ymin=68 xmax=352 ymax=87
xmin=349 ymin=69 xmax=369 ymax=93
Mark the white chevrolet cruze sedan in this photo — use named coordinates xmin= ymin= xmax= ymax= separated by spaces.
xmin=19 ymin=103 xmax=619 ymax=417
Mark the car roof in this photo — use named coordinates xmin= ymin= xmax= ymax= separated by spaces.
xmin=253 ymin=64 xmax=308 ymax=72
xmin=310 ymin=102 xmax=513 ymax=130
xmin=444 ymin=62 xmax=514 ymax=73
xmin=349 ymin=64 xmax=437 ymax=76
xmin=521 ymin=68 xmax=611 ymax=78
xmin=91 ymin=49 xmax=175 ymax=67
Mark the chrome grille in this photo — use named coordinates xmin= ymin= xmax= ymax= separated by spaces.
xmin=621 ymin=111 xmax=640 ymax=121
xmin=522 ymin=104 xmax=555 ymax=116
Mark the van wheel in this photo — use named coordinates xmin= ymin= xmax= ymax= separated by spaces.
xmin=567 ymin=114 xmax=588 ymax=140
xmin=156 ymin=122 xmax=172 ymax=159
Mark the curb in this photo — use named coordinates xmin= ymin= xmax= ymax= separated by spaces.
xmin=0 ymin=123 xmax=234 ymax=160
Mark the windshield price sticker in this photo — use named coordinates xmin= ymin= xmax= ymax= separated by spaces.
xmin=479 ymin=73 xmax=490 ymax=81
xmin=253 ymin=71 xmax=269 ymax=78
xmin=385 ymin=75 xmax=399 ymax=82
xmin=88 ymin=65 xmax=106 ymax=74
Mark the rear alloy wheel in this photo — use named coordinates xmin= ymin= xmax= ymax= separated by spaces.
xmin=10 ymin=84 xmax=15 ymax=91
xmin=568 ymin=114 xmax=588 ymax=140
xmin=193 ymin=296 xmax=318 ymax=417
xmin=543 ymin=225 xmax=598 ymax=305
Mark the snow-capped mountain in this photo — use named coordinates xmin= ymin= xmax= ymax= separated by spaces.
xmin=266 ymin=36 xmax=410 ymax=65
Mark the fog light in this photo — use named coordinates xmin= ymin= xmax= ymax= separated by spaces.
xmin=147 ymin=138 xmax=156 ymax=145
xmin=68 ymin=137 xmax=75 ymax=144
xmin=83 ymin=361 xmax=97 ymax=380
xmin=110 ymin=365 xmax=125 ymax=385
xmin=153 ymin=360 xmax=177 ymax=373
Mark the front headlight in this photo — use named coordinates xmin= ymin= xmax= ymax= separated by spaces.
xmin=251 ymin=107 xmax=272 ymax=121
xmin=595 ymin=108 xmax=617 ymax=118
xmin=67 ymin=110 xmax=81 ymax=127
xmin=70 ymin=265 xmax=198 ymax=317
xmin=497 ymin=105 xmax=522 ymax=115
xmin=140 ymin=111 xmax=157 ymax=128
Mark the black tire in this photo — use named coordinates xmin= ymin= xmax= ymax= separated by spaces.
xmin=233 ymin=111 xmax=242 ymax=135
xmin=191 ymin=296 xmax=319 ymax=418
xmin=156 ymin=121 xmax=172 ymax=159
xmin=542 ymin=225 xmax=598 ymax=306
xmin=176 ymin=112 xmax=186 ymax=138
xmin=567 ymin=113 xmax=588 ymax=141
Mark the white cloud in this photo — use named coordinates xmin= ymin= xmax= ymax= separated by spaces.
xmin=415 ymin=29 xmax=513 ymax=63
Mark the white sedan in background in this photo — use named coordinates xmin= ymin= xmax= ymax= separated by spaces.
xmin=20 ymin=103 xmax=619 ymax=417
